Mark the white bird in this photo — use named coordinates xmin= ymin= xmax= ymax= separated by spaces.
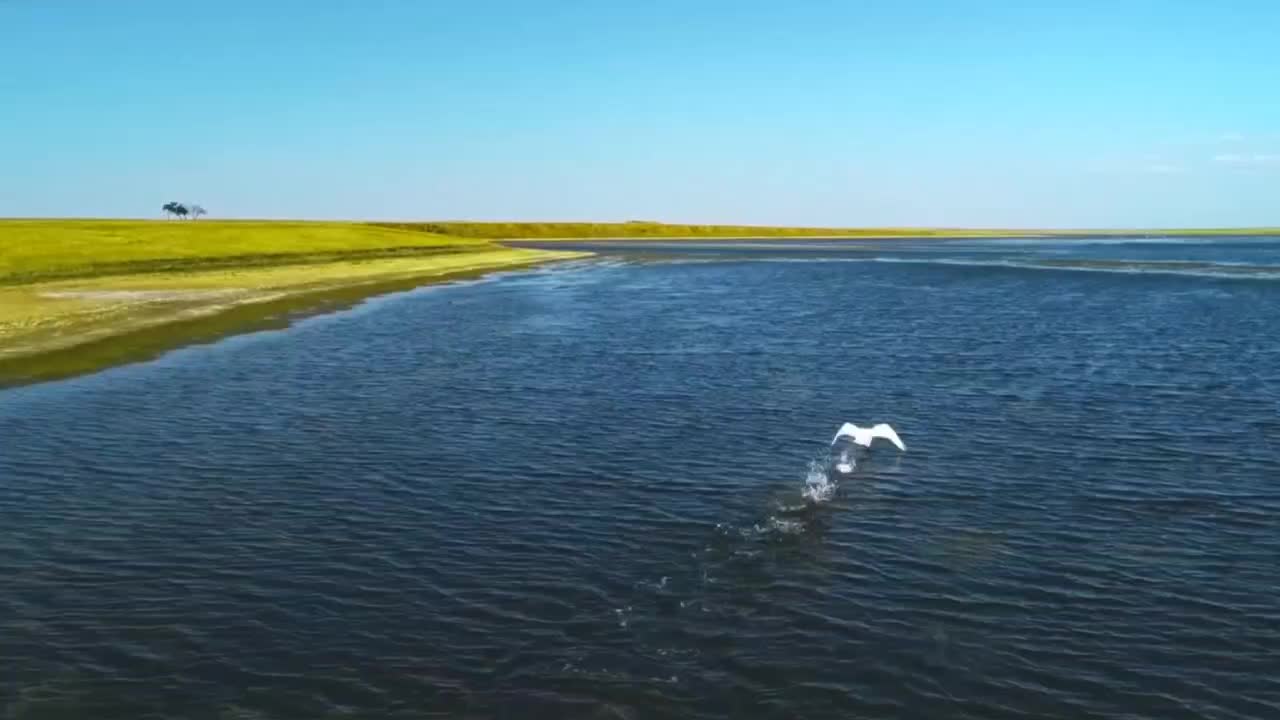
xmin=831 ymin=422 xmax=906 ymax=451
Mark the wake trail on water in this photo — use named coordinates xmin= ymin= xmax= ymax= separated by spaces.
xmin=606 ymin=443 xmax=856 ymax=655
xmin=714 ymin=445 xmax=848 ymax=544
xmin=602 ymin=437 xmax=885 ymax=671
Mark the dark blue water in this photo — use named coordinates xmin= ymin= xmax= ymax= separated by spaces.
xmin=3 ymin=238 xmax=1279 ymax=719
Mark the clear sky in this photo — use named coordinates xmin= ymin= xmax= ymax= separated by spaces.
xmin=2 ymin=0 xmax=1277 ymax=227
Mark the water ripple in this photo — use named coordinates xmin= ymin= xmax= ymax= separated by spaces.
xmin=3 ymin=246 xmax=1280 ymax=718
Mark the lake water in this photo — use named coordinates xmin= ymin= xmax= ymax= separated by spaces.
xmin=3 ymin=237 xmax=1279 ymax=719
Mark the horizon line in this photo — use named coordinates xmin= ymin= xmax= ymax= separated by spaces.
xmin=2 ymin=217 xmax=1278 ymax=233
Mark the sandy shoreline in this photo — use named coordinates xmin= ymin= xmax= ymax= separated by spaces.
xmin=0 ymin=248 xmax=587 ymax=388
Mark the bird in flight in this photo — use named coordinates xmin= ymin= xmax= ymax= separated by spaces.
xmin=831 ymin=422 xmax=906 ymax=452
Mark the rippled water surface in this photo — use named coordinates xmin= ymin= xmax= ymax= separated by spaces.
xmin=3 ymin=237 xmax=1279 ymax=719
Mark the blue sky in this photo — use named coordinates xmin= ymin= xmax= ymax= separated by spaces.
xmin=2 ymin=0 xmax=1277 ymax=227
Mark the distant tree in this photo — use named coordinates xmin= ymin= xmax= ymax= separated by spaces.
xmin=190 ymin=204 xmax=207 ymax=220
xmin=162 ymin=201 xmax=181 ymax=219
xmin=172 ymin=203 xmax=189 ymax=220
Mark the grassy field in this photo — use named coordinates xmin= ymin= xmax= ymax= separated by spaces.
xmin=372 ymin=221 xmax=1009 ymax=239
xmin=0 ymin=219 xmax=495 ymax=285
xmin=0 ymin=220 xmax=581 ymax=386
xmin=372 ymin=221 xmax=1280 ymax=240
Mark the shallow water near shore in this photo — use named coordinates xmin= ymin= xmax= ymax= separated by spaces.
xmin=2 ymin=237 xmax=1279 ymax=718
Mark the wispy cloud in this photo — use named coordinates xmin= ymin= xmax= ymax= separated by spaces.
xmin=1212 ymin=153 xmax=1280 ymax=166
xmin=1216 ymin=132 xmax=1245 ymax=143
xmin=1144 ymin=163 xmax=1185 ymax=175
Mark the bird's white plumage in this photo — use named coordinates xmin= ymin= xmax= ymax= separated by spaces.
xmin=831 ymin=422 xmax=906 ymax=451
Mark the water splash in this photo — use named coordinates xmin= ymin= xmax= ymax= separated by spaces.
xmin=834 ymin=447 xmax=855 ymax=474
xmin=802 ymin=458 xmax=837 ymax=503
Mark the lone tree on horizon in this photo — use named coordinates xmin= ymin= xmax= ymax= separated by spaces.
xmin=161 ymin=201 xmax=205 ymax=219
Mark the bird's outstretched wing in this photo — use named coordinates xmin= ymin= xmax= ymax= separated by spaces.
xmin=831 ymin=422 xmax=859 ymax=444
xmin=869 ymin=423 xmax=906 ymax=451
